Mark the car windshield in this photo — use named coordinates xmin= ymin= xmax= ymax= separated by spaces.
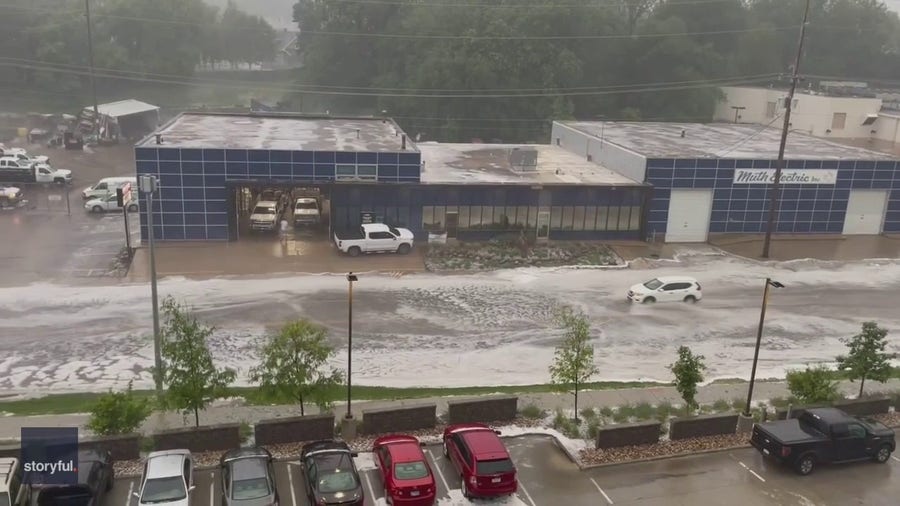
xmin=253 ymin=206 xmax=275 ymax=215
xmin=296 ymin=201 xmax=317 ymax=210
xmin=861 ymin=419 xmax=889 ymax=432
xmin=642 ymin=279 xmax=663 ymax=290
xmin=317 ymin=471 xmax=358 ymax=493
xmin=141 ymin=477 xmax=187 ymax=503
xmin=393 ymin=461 xmax=428 ymax=480
xmin=475 ymin=458 xmax=514 ymax=475
xmin=231 ymin=478 xmax=270 ymax=500
xmin=389 ymin=227 xmax=401 ymax=236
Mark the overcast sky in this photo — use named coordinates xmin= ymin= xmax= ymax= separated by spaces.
xmin=887 ymin=0 xmax=900 ymax=13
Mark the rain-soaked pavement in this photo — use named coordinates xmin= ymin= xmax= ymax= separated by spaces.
xmin=1 ymin=250 xmax=900 ymax=394
xmin=99 ymin=436 xmax=900 ymax=506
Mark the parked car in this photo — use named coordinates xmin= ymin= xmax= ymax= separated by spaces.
xmin=84 ymin=192 xmax=138 ymax=213
xmin=134 ymin=450 xmax=194 ymax=506
xmin=30 ymin=450 xmax=114 ymax=506
xmin=82 ymin=177 xmax=136 ymax=200
xmin=333 ymin=223 xmax=414 ymax=257
xmin=751 ymin=407 xmax=895 ymax=475
xmin=627 ymin=276 xmax=702 ymax=304
xmin=0 ymin=185 xmax=24 ymax=208
xmin=292 ymin=197 xmax=321 ymax=227
xmin=249 ymin=200 xmax=282 ymax=232
xmin=0 ymin=158 xmax=71 ymax=185
xmin=442 ymin=424 xmax=517 ymax=499
xmin=373 ymin=435 xmax=436 ymax=506
xmin=0 ymin=147 xmax=48 ymax=165
xmin=0 ymin=457 xmax=30 ymax=506
xmin=219 ymin=448 xmax=278 ymax=506
xmin=300 ymin=440 xmax=363 ymax=506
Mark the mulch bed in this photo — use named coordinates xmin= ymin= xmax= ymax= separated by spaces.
xmin=579 ymin=433 xmax=751 ymax=467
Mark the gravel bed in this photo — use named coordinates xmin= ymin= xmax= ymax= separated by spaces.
xmin=578 ymin=433 xmax=751 ymax=467
xmin=113 ymin=417 xmax=543 ymax=477
xmin=871 ymin=412 xmax=900 ymax=427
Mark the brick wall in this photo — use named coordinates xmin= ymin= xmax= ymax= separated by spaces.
xmin=595 ymin=421 xmax=661 ymax=449
xmin=362 ymin=404 xmax=436 ymax=435
xmin=669 ymin=413 xmax=739 ymax=440
xmin=447 ymin=396 xmax=517 ymax=425
xmin=153 ymin=423 xmax=240 ymax=452
xmin=255 ymin=414 xmax=335 ymax=446
xmin=834 ymin=397 xmax=892 ymax=416
xmin=81 ymin=434 xmax=141 ymax=461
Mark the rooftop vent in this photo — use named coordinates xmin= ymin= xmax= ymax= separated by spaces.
xmin=508 ymin=147 xmax=538 ymax=172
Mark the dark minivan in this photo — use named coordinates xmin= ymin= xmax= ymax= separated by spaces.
xmin=30 ymin=450 xmax=114 ymax=506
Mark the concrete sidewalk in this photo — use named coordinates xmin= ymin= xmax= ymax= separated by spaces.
xmin=0 ymin=379 xmax=897 ymax=440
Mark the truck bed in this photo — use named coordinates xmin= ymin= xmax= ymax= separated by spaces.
xmin=755 ymin=420 xmax=827 ymax=445
xmin=334 ymin=228 xmax=365 ymax=240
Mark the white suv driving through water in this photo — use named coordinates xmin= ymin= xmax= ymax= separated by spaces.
xmin=627 ymin=276 xmax=702 ymax=304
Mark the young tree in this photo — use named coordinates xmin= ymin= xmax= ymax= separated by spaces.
xmin=669 ymin=346 xmax=706 ymax=415
xmin=836 ymin=321 xmax=895 ymax=397
xmin=249 ymin=319 xmax=344 ymax=416
xmin=157 ymin=296 xmax=236 ymax=427
xmin=786 ymin=365 xmax=840 ymax=405
xmin=549 ymin=307 xmax=599 ymax=423
xmin=86 ymin=380 xmax=152 ymax=436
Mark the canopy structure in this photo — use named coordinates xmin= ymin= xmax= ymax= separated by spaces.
xmin=80 ymin=99 xmax=160 ymax=142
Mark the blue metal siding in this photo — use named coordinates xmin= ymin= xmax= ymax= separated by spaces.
xmin=136 ymin=147 xmax=422 ymax=241
xmin=646 ymin=158 xmax=900 ymax=237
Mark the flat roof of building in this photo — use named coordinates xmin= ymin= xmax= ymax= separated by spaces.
xmin=139 ymin=112 xmax=413 ymax=152
xmin=558 ymin=121 xmax=895 ymax=160
xmin=418 ymin=143 xmax=642 ymax=185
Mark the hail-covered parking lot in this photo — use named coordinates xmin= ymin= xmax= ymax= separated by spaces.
xmin=103 ymin=436 xmax=900 ymax=506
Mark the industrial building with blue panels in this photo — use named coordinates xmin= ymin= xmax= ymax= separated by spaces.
xmin=551 ymin=121 xmax=900 ymax=242
xmin=135 ymin=113 xmax=649 ymax=243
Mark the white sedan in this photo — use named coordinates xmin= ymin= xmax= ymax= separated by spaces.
xmin=85 ymin=193 xmax=138 ymax=213
xmin=627 ymin=276 xmax=703 ymax=304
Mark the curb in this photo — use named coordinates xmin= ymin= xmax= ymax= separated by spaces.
xmin=576 ymin=443 xmax=752 ymax=470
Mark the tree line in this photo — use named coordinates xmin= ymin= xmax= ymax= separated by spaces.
xmin=0 ymin=0 xmax=277 ymax=96
xmin=291 ymin=0 xmax=900 ymax=142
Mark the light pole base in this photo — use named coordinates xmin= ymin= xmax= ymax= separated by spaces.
xmin=736 ymin=413 xmax=755 ymax=433
xmin=341 ymin=415 xmax=357 ymax=441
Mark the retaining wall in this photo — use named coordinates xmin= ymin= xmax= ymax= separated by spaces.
xmin=255 ymin=414 xmax=335 ymax=446
xmin=446 ymin=396 xmax=517 ymax=424
xmin=595 ymin=421 xmax=661 ymax=449
xmin=362 ymin=404 xmax=436 ymax=435
xmin=153 ymin=423 xmax=241 ymax=452
xmin=669 ymin=413 xmax=739 ymax=440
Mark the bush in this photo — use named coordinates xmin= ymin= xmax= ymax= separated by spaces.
xmin=612 ymin=404 xmax=634 ymax=423
xmin=599 ymin=406 xmax=614 ymax=418
xmin=519 ymin=404 xmax=546 ymax=419
xmin=586 ymin=418 xmax=602 ymax=440
xmin=769 ymin=396 xmax=791 ymax=409
xmin=552 ymin=409 xmax=581 ymax=439
xmin=787 ymin=365 xmax=840 ymax=405
xmin=730 ymin=398 xmax=745 ymax=412
xmin=655 ymin=402 xmax=673 ymax=421
xmin=712 ymin=399 xmax=732 ymax=413
xmin=633 ymin=402 xmax=656 ymax=421
xmin=579 ymin=407 xmax=597 ymax=421
xmin=87 ymin=381 xmax=152 ymax=436
xmin=239 ymin=422 xmax=252 ymax=443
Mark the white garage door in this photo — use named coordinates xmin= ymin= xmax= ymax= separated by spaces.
xmin=842 ymin=190 xmax=888 ymax=235
xmin=665 ymin=189 xmax=714 ymax=243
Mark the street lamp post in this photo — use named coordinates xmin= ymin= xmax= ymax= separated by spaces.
xmin=345 ymin=272 xmax=358 ymax=420
xmin=743 ymin=278 xmax=785 ymax=420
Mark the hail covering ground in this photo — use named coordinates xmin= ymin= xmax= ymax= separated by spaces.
xmin=0 ymin=251 xmax=899 ymax=393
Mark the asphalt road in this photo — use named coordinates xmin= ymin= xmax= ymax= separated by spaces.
xmin=100 ymin=437 xmax=900 ymax=506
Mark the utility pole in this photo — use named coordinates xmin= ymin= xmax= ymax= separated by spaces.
xmin=84 ymin=0 xmax=101 ymax=137
xmin=762 ymin=0 xmax=811 ymax=259
xmin=140 ymin=175 xmax=163 ymax=393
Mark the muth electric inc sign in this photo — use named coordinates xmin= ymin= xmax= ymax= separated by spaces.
xmin=733 ymin=169 xmax=838 ymax=185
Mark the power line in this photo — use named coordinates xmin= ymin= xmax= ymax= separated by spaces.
xmin=0 ymin=57 xmax=779 ymax=97
xmin=322 ymin=0 xmax=750 ymax=8
xmin=715 ymin=113 xmax=785 ymax=157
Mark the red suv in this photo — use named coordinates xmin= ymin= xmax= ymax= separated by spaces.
xmin=373 ymin=435 xmax=436 ymax=505
xmin=442 ymin=423 xmax=517 ymax=499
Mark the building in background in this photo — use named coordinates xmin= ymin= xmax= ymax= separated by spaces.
xmin=552 ymin=121 xmax=900 ymax=242
xmin=134 ymin=112 xmax=648 ymax=243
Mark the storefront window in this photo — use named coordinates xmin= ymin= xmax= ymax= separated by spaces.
xmin=526 ymin=207 xmax=538 ymax=228
xmin=607 ymin=206 xmax=620 ymax=231
xmin=459 ymin=206 xmax=470 ymax=228
xmin=561 ymin=207 xmax=574 ymax=230
xmin=469 ymin=206 xmax=483 ymax=228
xmin=493 ymin=207 xmax=507 ymax=229
xmin=573 ymin=207 xmax=586 ymax=231
xmin=628 ymin=206 xmax=642 ymax=231
xmin=584 ymin=207 xmax=597 ymax=230
xmin=505 ymin=206 xmax=517 ymax=228
xmin=516 ymin=206 xmax=529 ymax=227
xmin=550 ymin=206 xmax=563 ymax=229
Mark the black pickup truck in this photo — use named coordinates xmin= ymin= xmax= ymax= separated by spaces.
xmin=751 ymin=407 xmax=895 ymax=475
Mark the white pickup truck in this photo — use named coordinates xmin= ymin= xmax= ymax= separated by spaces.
xmin=334 ymin=223 xmax=415 ymax=257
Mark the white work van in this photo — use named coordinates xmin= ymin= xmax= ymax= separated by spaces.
xmin=82 ymin=177 xmax=136 ymax=200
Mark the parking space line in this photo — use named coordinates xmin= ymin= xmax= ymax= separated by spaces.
xmin=125 ymin=480 xmax=134 ymax=506
xmin=362 ymin=473 xmax=377 ymax=504
xmin=287 ymin=463 xmax=297 ymax=506
xmin=209 ymin=472 xmax=214 ymax=506
xmin=738 ymin=461 xmax=766 ymax=483
xmin=589 ymin=478 xmax=613 ymax=505
xmin=892 ymin=456 xmax=900 ymax=463
xmin=424 ymin=449 xmax=451 ymax=492
xmin=518 ymin=482 xmax=537 ymax=506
